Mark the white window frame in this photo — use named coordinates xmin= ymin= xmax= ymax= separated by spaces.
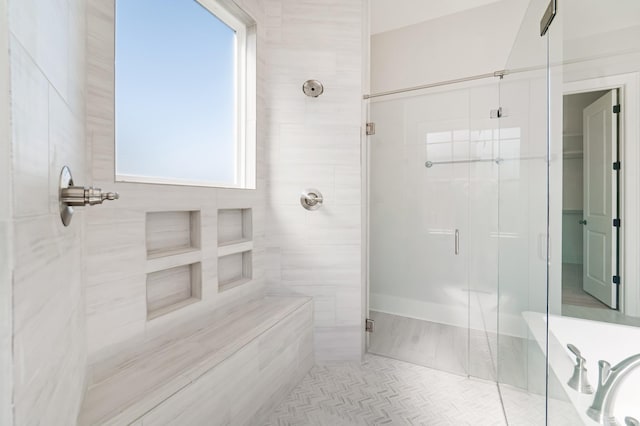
xmin=115 ymin=0 xmax=257 ymax=189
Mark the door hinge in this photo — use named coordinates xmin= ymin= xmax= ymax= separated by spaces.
xmin=365 ymin=318 xmax=375 ymax=333
xmin=613 ymin=161 xmax=621 ymax=170
xmin=613 ymin=104 xmax=621 ymax=114
xmin=366 ymin=122 xmax=376 ymax=136
xmin=613 ymin=218 xmax=621 ymax=228
xmin=540 ymin=0 xmax=557 ymax=36
xmin=490 ymin=107 xmax=503 ymax=119
xmin=613 ymin=275 xmax=621 ymax=285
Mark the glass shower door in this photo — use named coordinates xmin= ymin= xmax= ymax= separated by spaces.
xmin=368 ymin=82 xmax=501 ymax=382
xmin=547 ymin=1 xmax=640 ymax=424
xmin=495 ymin=0 xmax=583 ymax=424
xmin=368 ymin=88 xmax=472 ymax=377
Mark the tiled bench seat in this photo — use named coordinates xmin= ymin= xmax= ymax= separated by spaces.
xmin=78 ymin=297 xmax=313 ymax=425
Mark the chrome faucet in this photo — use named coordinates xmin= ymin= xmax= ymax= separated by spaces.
xmin=567 ymin=344 xmax=593 ymax=394
xmin=587 ymin=354 xmax=640 ymax=425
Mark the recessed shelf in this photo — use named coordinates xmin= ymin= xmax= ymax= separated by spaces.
xmin=217 ymin=208 xmax=253 ymax=292
xmin=218 ymin=240 xmax=253 ymax=257
xmin=144 ymin=211 xmax=203 ymax=319
xmin=218 ymin=238 xmax=252 ymax=247
xmin=146 ymin=263 xmax=202 ymax=320
xmin=147 ymin=297 xmax=201 ymax=321
xmin=218 ymin=277 xmax=252 ymax=293
xmin=146 ymin=249 xmax=202 ymax=274
xmin=146 ymin=211 xmax=201 ymax=258
xmin=218 ymin=251 xmax=252 ymax=292
xmin=147 ymin=246 xmax=200 ymax=261
xmin=218 ymin=209 xmax=252 ymax=245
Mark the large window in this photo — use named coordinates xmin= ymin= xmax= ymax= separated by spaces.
xmin=115 ymin=0 xmax=256 ymax=188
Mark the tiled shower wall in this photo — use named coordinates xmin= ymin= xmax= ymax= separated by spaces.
xmin=264 ymin=0 xmax=365 ymax=361
xmin=3 ymin=0 xmax=366 ymax=422
xmin=84 ymin=0 xmax=269 ymax=364
xmin=6 ymin=0 xmax=88 ymax=423
xmin=0 ymin=0 xmax=12 ymax=423
xmin=84 ymin=0 xmax=366 ymax=379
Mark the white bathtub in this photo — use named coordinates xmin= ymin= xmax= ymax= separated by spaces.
xmin=524 ymin=312 xmax=640 ymax=424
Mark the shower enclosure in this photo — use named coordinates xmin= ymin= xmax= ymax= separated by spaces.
xmin=367 ymin=0 xmax=640 ymax=424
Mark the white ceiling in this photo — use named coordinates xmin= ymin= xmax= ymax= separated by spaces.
xmin=370 ymin=0 xmax=503 ymax=35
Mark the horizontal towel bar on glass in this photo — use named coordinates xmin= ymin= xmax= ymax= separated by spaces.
xmin=424 ymin=156 xmax=547 ymax=168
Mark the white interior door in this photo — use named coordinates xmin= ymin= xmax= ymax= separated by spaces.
xmin=582 ymin=90 xmax=618 ymax=308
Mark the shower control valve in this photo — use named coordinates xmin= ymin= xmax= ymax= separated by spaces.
xmin=300 ymin=188 xmax=324 ymax=211
xmin=59 ymin=166 xmax=119 ymax=227
xmin=60 ymin=186 xmax=120 ymax=206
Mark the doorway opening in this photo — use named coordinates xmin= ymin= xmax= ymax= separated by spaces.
xmin=561 ymin=89 xmax=621 ymax=319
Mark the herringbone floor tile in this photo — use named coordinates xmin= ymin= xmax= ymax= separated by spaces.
xmin=265 ymin=354 xmax=507 ymax=426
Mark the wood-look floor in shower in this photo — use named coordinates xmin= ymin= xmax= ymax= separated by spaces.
xmin=367 ymin=310 xmax=536 ymax=390
xmin=365 ymin=311 xmax=582 ymax=424
xmin=367 ymin=311 xmax=496 ymax=381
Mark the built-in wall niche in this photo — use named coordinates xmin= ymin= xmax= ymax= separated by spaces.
xmin=217 ymin=208 xmax=253 ymax=292
xmin=146 ymin=211 xmax=201 ymax=257
xmin=218 ymin=252 xmax=252 ymax=292
xmin=145 ymin=211 xmax=202 ymax=319
xmin=146 ymin=263 xmax=202 ymax=320
xmin=218 ymin=208 xmax=252 ymax=245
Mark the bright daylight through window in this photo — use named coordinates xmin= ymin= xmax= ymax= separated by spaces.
xmin=115 ymin=0 xmax=256 ymax=188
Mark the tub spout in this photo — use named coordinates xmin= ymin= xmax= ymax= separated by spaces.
xmin=587 ymin=354 xmax=640 ymax=425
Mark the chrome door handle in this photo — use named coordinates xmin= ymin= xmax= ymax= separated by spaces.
xmin=455 ymin=229 xmax=460 ymax=255
xmin=59 ymin=166 xmax=119 ymax=226
xmin=579 ymin=219 xmax=587 ymax=225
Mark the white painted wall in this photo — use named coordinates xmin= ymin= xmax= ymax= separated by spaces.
xmin=264 ymin=0 xmax=364 ymax=361
xmin=370 ymin=0 xmax=528 ymax=94
xmin=6 ymin=0 xmax=88 ymax=423
xmin=370 ymin=0 xmax=501 ymax=35
xmin=564 ymin=0 xmax=640 ymax=43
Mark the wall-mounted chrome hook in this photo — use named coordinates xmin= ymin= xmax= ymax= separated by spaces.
xmin=59 ymin=166 xmax=119 ymax=226
xmin=300 ymin=188 xmax=323 ymax=211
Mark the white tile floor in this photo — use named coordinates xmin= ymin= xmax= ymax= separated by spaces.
xmin=265 ymin=354 xmax=581 ymax=425
xmin=265 ymin=354 xmax=507 ymax=426
xmin=499 ymin=385 xmax=581 ymax=426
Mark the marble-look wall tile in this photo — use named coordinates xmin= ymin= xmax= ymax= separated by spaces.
xmin=0 ymin=0 xmax=12 ymax=422
xmin=138 ymin=301 xmax=313 ymax=426
xmin=9 ymin=38 xmax=49 ymax=218
xmin=8 ymin=0 xmax=69 ymax=99
xmin=84 ymin=0 xmax=271 ymax=373
xmin=264 ymin=0 xmax=365 ymax=361
xmin=7 ymin=0 xmax=88 ymax=423
xmin=0 ymin=219 xmax=12 ymax=426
